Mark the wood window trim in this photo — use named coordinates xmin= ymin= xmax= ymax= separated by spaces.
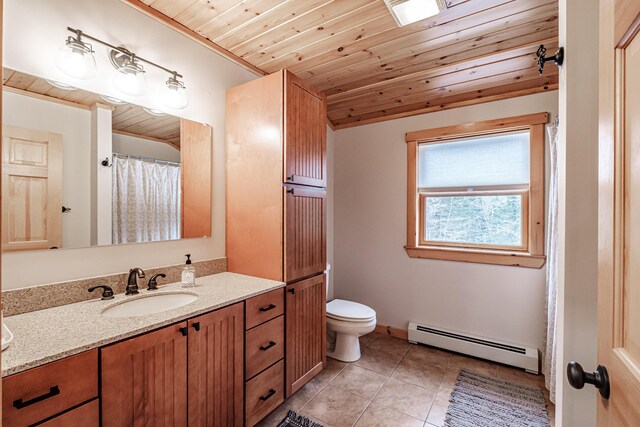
xmin=405 ymin=112 xmax=548 ymax=268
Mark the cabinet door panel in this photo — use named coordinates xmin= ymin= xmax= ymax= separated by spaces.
xmin=284 ymin=73 xmax=327 ymax=188
xmin=285 ymin=274 xmax=326 ymax=396
xmin=188 ymin=302 xmax=244 ymax=427
xmin=101 ymin=323 xmax=188 ymax=427
xmin=285 ymin=187 xmax=326 ymax=283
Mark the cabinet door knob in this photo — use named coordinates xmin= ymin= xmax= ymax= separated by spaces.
xmin=192 ymin=322 xmax=201 ymax=331
xmin=286 ymin=175 xmax=294 ymax=182
xmin=259 ymin=389 xmax=276 ymax=401
xmin=179 ymin=327 xmax=188 ymax=336
xmin=288 ymin=288 xmax=295 ymax=294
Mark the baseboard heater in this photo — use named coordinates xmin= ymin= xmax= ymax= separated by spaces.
xmin=408 ymin=322 xmax=539 ymax=374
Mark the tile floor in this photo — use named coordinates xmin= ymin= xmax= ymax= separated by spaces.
xmin=257 ymin=332 xmax=555 ymax=427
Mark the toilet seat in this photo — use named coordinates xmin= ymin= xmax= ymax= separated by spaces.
xmin=327 ymin=299 xmax=376 ymax=323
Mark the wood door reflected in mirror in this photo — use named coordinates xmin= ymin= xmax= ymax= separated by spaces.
xmin=1 ymin=68 xmax=212 ymax=253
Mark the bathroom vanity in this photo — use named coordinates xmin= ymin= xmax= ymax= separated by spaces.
xmin=2 ymin=273 xmax=285 ymax=426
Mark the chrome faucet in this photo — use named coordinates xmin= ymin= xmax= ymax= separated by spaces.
xmin=126 ymin=268 xmax=145 ymax=295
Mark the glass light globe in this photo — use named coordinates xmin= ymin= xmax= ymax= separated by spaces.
xmin=113 ymin=61 xmax=146 ymax=97
xmin=161 ymin=76 xmax=188 ymax=109
xmin=54 ymin=38 xmax=96 ymax=80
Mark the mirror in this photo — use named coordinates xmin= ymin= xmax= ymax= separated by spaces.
xmin=1 ymin=68 xmax=212 ymax=252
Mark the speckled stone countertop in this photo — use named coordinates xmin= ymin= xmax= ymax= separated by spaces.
xmin=2 ymin=272 xmax=283 ymax=377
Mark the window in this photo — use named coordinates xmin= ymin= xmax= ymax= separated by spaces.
xmin=405 ymin=113 xmax=547 ymax=268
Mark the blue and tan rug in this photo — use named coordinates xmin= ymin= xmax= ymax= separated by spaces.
xmin=445 ymin=369 xmax=550 ymax=427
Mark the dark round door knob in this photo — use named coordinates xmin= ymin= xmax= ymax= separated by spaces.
xmin=567 ymin=361 xmax=610 ymax=399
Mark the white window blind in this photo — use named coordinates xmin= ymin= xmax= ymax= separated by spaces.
xmin=418 ymin=131 xmax=530 ymax=189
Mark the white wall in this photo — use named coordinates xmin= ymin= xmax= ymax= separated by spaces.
xmin=326 ymin=126 xmax=335 ymax=301
xmin=333 ymin=91 xmax=558 ymax=349
xmin=556 ymin=0 xmax=599 ymax=424
xmin=112 ymin=133 xmax=180 ymax=163
xmin=3 ymin=90 xmax=92 ymax=249
xmin=2 ymin=0 xmax=257 ymax=289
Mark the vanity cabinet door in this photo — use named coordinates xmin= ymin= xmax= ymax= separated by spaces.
xmin=285 ymin=274 xmax=326 ymax=397
xmin=101 ymin=322 xmax=188 ymax=427
xmin=284 ymin=187 xmax=327 ymax=283
xmin=187 ymin=302 xmax=244 ymax=427
xmin=284 ymin=72 xmax=327 ymax=188
xmin=284 ymin=72 xmax=327 ymax=187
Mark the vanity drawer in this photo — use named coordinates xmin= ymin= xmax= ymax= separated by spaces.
xmin=245 ymin=360 xmax=284 ymax=427
xmin=245 ymin=288 xmax=284 ymax=329
xmin=245 ymin=315 xmax=284 ymax=379
xmin=37 ymin=399 xmax=99 ymax=426
xmin=2 ymin=349 xmax=99 ymax=427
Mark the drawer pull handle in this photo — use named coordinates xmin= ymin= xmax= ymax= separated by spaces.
xmin=259 ymin=304 xmax=276 ymax=312
xmin=259 ymin=389 xmax=276 ymax=401
xmin=260 ymin=341 xmax=277 ymax=351
xmin=13 ymin=386 xmax=60 ymax=409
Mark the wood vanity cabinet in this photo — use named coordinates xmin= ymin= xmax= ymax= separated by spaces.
xmin=226 ymin=70 xmax=327 ymax=282
xmin=187 ymin=303 xmax=244 ymax=427
xmin=244 ymin=289 xmax=285 ymax=426
xmin=285 ymin=274 xmax=327 ymax=396
xmin=100 ymin=302 xmax=244 ymax=427
xmin=2 ymin=349 xmax=99 ymax=426
xmin=226 ymin=70 xmax=328 ymax=401
xmin=101 ymin=322 xmax=189 ymax=427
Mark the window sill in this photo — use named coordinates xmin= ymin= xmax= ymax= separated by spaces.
xmin=405 ymin=246 xmax=546 ymax=268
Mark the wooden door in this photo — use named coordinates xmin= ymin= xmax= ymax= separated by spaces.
xmin=598 ymin=1 xmax=640 ymax=424
xmin=1 ymin=125 xmax=62 ymax=251
xmin=101 ymin=322 xmax=188 ymax=427
xmin=284 ymin=71 xmax=327 ymax=188
xmin=181 ymin=119 xmax=212 ymax=239
xmin=285 ymin=274 xmax=326 ymax=397
xmin=187 ymin=302 xmax=244 ymax=427
xmin=284 ymin=186 xmax=326 ymax=283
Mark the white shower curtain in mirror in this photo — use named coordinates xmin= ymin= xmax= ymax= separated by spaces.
xmin=543 ymin=116 xmax=559 ymax=403
xmin=112 ymin=156 xmax=181 ymax=244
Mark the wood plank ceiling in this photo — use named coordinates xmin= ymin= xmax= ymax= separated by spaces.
xmin=130 ymin=0 xmax=559 ymax=129
xmin=2 ymin=68 xmax=181 ymax=148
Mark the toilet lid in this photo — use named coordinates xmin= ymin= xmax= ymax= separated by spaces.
xmin=327 ymin=299 xmax=376 ymax=322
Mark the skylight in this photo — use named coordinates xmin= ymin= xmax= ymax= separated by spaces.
xmin=384 ymin=0 xmax=448 ymax=27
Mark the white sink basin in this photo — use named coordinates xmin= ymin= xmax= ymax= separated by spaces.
xmin=102 ymin=292 xmax=198 ymax=318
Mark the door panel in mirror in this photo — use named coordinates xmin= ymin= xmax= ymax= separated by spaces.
xmin=1 ymin=126 xmax=62 ymax=251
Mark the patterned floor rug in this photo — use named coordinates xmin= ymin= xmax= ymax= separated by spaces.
xmin=445 ymin=369 xmax=550 ymax=427
xmin=276 ymin=410 xmax=324 ymax=427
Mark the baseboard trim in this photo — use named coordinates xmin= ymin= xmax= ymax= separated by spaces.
xmin=374 ymin=324 xmax=409 ymax=340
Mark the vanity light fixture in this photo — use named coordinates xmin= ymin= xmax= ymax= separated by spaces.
xmin=110 ymin=48 xmax=147 ymax=96
xmin=56 ymin=27 xmax=188 ymax=108
xmin=161 ymin=73 xmax=189 ymax=109
xmin=54 ymin=29 xmax=97 ymax=79
xmin=384 ymin=0 xmax=447 ymax=26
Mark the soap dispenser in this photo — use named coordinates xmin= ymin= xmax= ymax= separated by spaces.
xmin=181 ymin=254 xmax=196 ymax=287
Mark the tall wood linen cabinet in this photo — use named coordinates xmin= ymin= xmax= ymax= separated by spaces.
xmin=226 ymin=70 xmax=327 ymax=401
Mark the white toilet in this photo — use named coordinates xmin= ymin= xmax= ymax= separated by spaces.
xmin=325 ymin=264 xmax=376 ymax=362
